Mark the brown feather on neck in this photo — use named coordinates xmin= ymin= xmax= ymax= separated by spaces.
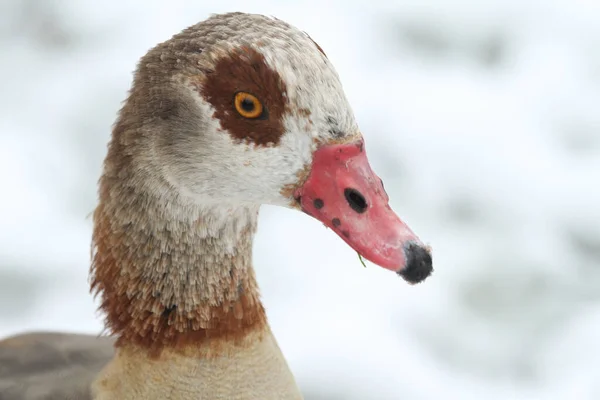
xmin=90 ymin=122 xmax=267 ymax=358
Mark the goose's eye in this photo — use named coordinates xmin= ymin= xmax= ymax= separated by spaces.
xmin=234 ymin=92 xmax=264 ymax=119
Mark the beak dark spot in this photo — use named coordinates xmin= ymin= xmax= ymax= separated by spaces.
xmin=344 ymin=188 xmax=367 ymax=214
xmin=398 ymin=243 xmax=433 ymax=284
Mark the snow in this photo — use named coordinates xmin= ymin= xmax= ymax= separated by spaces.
xmin=1 ymin=0 xmax=599 ymax=398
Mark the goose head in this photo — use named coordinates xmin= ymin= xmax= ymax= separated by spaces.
xmin=112 ymin=12 xmax=432 ymax=282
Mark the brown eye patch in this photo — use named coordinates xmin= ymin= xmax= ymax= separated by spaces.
xmin=198 ymin=46 xmax=289 ymax=146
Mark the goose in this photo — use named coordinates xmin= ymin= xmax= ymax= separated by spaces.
xmin=0 ymin=12 xmax=433 ymax=400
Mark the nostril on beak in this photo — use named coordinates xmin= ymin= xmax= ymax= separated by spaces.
xmin=398 ymin=242 xmax=433 ymax=284
xmin=344 ymin=188 xmax=367 ymax=213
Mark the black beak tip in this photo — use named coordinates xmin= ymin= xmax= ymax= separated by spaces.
xmin=398 ymin=243 xmax=433 ymax=284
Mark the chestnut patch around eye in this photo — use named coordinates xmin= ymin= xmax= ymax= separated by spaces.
xmin=198 ymin=46 xmax=289 ymax=146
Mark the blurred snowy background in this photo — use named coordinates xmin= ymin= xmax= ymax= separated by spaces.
xmin=1 ymin=0 xmax=599 ymax=399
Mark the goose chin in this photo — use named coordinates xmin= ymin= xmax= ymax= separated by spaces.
xmin=294 ymin=139 xmax=433 ymax=284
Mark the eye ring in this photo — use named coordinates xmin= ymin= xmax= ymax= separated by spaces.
xmin=234 ymin=92 xmax=264 ymax=119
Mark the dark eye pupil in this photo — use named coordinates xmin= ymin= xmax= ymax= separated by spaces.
xmin=241 ymin=98 xmax=255 ymax=112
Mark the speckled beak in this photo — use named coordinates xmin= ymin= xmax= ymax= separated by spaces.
xmin=294 ymin=139 xmax=433 ymax=284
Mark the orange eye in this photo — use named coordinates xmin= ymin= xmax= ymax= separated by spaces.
xmin=234 ymin=92 xmax=264 ymax=119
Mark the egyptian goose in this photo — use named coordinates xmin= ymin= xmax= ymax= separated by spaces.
xmin=0 ymin=12 xmax=433 ymax=400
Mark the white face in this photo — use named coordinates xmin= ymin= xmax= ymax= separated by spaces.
xmin=151 ymin=13 xmax=361 ymax=208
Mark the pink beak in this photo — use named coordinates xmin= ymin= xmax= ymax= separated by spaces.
xmin=294 ymin=139 xmax=432 ymax=284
